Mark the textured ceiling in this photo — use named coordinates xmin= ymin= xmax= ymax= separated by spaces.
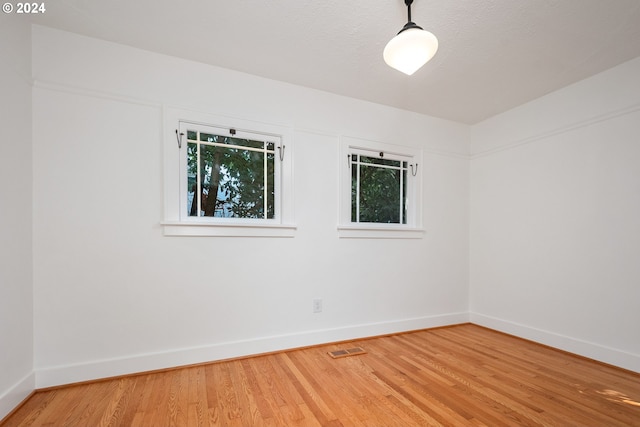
xmin=28 ymin=0 xmax=640 ymax=124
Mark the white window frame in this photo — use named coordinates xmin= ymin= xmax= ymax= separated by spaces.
xmin=162 ymin=107 xmax=295 ymax=237
xmin=338 ymin=136 xmax=424 ymax=239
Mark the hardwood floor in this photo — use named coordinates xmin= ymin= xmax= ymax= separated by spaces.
xmin=3 ymin=324 xmax=640 ymax=426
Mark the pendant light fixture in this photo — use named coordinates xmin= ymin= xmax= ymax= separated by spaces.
xmin=383 ymin=0 xmax=438 ymax=75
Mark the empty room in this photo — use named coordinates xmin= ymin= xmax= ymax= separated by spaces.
xmin=1 ymin=1 xmax=639 ymax=425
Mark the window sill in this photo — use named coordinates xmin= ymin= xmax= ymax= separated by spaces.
xmin=162 ymin=221 xmax=297 ymax=237
xmin=337 ymin=225 xmax=425 ymax=239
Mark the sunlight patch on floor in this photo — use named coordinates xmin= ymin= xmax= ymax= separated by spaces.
xmin=597 ymin=389 xmax=640 ymax=407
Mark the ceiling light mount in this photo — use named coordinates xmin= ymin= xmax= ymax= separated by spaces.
xmin=400 ymin=0 xmax=420 ymax=32
xmin=383 ymin=0 xmax=438 ymax=76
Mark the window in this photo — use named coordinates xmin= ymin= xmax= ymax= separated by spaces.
xmin=162 ymin=108 xmax=295 ymax=237
xmin=350 ymin=150 xmax=409 ymax=224
xmin=339 ymin=137 xmax=423 ymax=238
xmin=184 ymin=124 xmax=277 ymax=220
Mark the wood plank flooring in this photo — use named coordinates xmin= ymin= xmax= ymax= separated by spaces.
xmin=3 ymin=324 xmax=640 ymax=426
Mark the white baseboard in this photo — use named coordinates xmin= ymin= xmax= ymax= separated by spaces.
xmin=470 ymin=312 xmax=640 ymax=373
xmin=35 ymin=312 xmax=469 ymax=388
xmin=0 ymin=371 xmax=35 ymax=421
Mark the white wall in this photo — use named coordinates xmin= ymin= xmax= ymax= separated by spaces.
xmin=0 ymin=15 xmax=35 ymax=420
xmin=31 ymin=26 xmax=470 ymax=387
xmin=470 ymin=56 xmax=640 ymax=372
xmin=21 ymin=21 xmax=640 ymax=400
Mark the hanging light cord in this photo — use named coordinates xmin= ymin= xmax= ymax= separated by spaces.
xmin=398 ymin=0 xmax=423 ymax=33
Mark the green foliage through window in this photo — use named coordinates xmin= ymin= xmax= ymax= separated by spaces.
xmin=351 ymin=153 xmax=408 ymax=224
xmin=187 ymin=130 xmax=275 ymax=219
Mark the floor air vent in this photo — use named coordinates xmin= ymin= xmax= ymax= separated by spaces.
xmin=328 ymin=347 xmax=366 ymax=359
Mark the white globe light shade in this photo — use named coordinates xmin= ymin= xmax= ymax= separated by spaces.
xmin=383 ymin=27 xmax=439 ymax=75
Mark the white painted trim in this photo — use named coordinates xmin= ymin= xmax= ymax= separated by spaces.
xmin=471 ymin=101 xmax=640 ymax=159
xmin=33 ymin=79 xmax=162 ymax=109
xmin=0 ymin=371 xmax=35 ymax=421
xmin=470 ymin=312 xmax=640 ymax=373
xmin=32 ymin=80 xmax=470 ymax=161
xmin=339 ymin=136 xmax=424 ymax=234
xmin=162 ymin=107 xmax=296 ymax=237
xmin=26 ymin=313 xmax=640 ymax=390
xmin=162 ymin=221 xmax=297 ymax=237
xmin=337 ymin=226 xmax=425 ymax=239
xmin=34 ymin=312 xmax=469 ymax=388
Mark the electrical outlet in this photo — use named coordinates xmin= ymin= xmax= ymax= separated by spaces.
xmin=313 ymin=298 xmax=323 ymax=313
